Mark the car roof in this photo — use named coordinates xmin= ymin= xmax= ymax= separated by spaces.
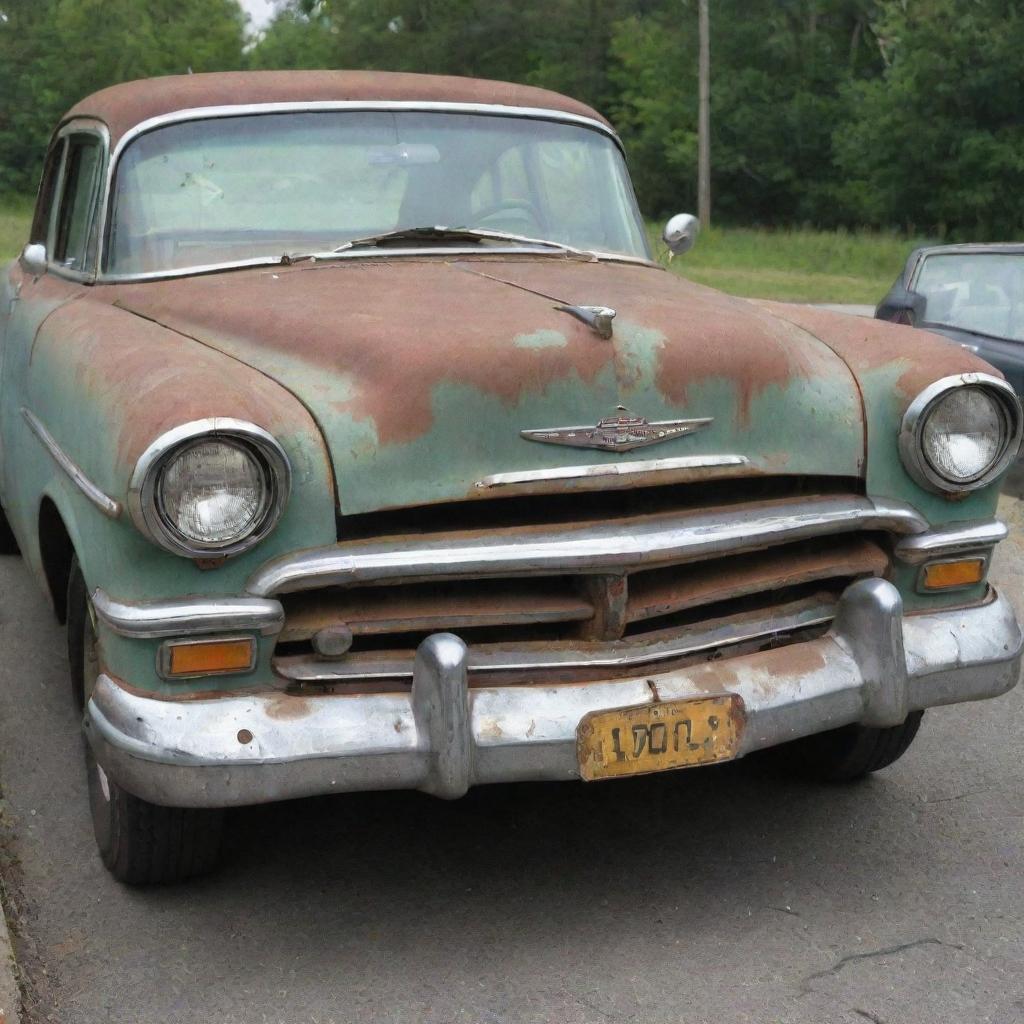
xmin=62 ymin=70 xmax=611 ymax=148
xmin=904 ymin=242 xmax=1024 ymax=284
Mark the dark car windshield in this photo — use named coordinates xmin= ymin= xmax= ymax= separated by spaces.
xmin=106 ymin=110 xmax=649 ymax=275
xmin=915 ymin=252 xmax=1024 ymax=341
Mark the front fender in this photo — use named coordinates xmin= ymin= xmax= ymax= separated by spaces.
xmin=14 ymin=295 xmax=337 ymax=692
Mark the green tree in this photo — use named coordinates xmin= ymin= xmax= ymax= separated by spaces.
xmin=834 ymin=0 xmax=1024 ymax=236
xmin=0 ymin=0 xmax=245 ymax=195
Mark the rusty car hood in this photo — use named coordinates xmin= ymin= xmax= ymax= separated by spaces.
xmin=109 ymin=258 xmax=866 ymax=515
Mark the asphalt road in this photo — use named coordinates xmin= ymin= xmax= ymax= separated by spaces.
xmin=0 ymin=497 xmax=1022 ymax=1024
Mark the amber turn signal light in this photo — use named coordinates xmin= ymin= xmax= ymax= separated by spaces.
xmin=920 ymin=558 xmax=986 ymax=591
xmin=161 ymin=637 xmax=257 ymax=679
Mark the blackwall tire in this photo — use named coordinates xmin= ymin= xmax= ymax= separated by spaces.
xmin=69 ymin=556 xmax=224 ymax=884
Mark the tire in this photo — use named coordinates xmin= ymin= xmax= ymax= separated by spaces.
xmin=0 ymin=505 xmax=19 ymax=555
xmin=68 ymin=556 xmax=225 ymax=884
xmin=774 ymin=711 xmax=924 ymax=783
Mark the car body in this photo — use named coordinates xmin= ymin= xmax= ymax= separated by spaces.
xmin=1 ymin=71 xmax=1022 ymax=883
xmin=876 ymin=243 xmax=1024 ymax=397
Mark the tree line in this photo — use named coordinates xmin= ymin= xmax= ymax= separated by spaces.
xmin=2 ymin=0 xmax=1023 ymax=238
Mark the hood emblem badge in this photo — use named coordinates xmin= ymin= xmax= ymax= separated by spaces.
xmin=521 ymin=407 xmax=712 ymax=452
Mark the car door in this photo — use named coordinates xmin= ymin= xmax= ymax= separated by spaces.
xmin=0 ymin=124 xmax=106 ymax=532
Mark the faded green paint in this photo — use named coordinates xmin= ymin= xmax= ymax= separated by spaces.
xmin=0 ymin=256 xmax=1013 ymax=698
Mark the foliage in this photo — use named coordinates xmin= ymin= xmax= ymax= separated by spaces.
xmin=0 ymin=0 xmax=1021 ymax=238
xmin=0 ymin=0 xmax=246 ymax=194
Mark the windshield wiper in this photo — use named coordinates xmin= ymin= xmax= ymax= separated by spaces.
xmin=285 ymin=225 xmax=597 ymax=263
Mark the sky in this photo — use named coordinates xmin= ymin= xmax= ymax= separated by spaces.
xmin=239 ymin=0 xmax=276 ymax=31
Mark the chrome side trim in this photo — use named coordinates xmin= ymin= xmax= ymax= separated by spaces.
xmin=93 ymin=589 xmax=284 ymax=639
xmin=21 ymin=408 xmax=121 ymax=519
xmin=898 ymin=374 xmax=1023 ymax=494
xmin=475 ymin=455 xmax=748 ymax=489
xmin=895 ymin=518 xmax=1008 ymax=565
xmin=275 ymin=597 xmax=835 ymax=682
xmin=247 ymin=496 xmax=928 ymax=597
xmin=96 ymin=100 xmax=628 ymax=280
xmin=127 ymin=418 xmax=291 ymax=559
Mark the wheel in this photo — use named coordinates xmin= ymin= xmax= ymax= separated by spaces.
xmin=773 ymin=711 xmax=924 ymax=783
xmin=68 ymin=557 xmax=224 ymax=884
xmin=0 ymin=505 xmax=19 ymax=555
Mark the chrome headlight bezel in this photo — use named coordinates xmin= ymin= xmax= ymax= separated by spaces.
xmin=899 ymin=373 xmax=1022 ymax=494
xmin=128 ymin=419 xmax=291 ymax=558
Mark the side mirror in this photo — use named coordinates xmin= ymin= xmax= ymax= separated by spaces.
xmin=19 ymin=243 xmax=47 ymax=278
xmin=662 ymin=213 xmax=700 ymax=256
xmin=876 ymin=287 xmax=926 ymax=326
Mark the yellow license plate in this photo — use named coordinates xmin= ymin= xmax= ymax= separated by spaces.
xmin=577 ymin=695 xmax=745 ymax=781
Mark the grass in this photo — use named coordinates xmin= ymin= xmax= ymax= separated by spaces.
xmin=0 ymin=198 xmax=32 ymax=263
xmin=648 ymin=222 xmax=929 ymax=305
xmin=1 ymin=196 xmax=922 ymax=304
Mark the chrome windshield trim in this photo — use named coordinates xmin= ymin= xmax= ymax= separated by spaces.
xmin=98 ymin=247 xmax=658 ymax=285
xmin=475 ymin=455 xmax=749 ymax=490
xmin=275 ymin=597 xmax=835 ymax=681
xmin=247 ymin=496 xmax=928 ymax=597
xmin=92 ymin=588 xmax=284 ymax=639
xmin=895 ymin=518 xmax=1008 ymax=565
xmin=22 ymin=408 xmax=121 ymax=519
xmin=96 ymin=100 xmax=627 ymax=280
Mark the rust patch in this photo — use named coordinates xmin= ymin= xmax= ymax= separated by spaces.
xmin=627 ymin=537 xmax=887 ymax=624
xmin=33 ymin=297 xmax=322 ymax=477
xmin=65 ymin=69 xmax=610 ymax=150
xmin=747 ymin=640 xmax=829 ymax=679
xmin=263 ymin=694 xmax=312 ymax=720
xmin=103 ymin=257 xmax=859 ymax=450
xmin=108 ymin=261 xmax=619 ymax=447
xmin=476 ymin=264 xmax=845 ymax=428
xmin=756 ymin=301 xmax=999 ymax=398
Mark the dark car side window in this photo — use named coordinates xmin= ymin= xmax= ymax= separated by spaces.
xmin=52 ymin=136 xmax=103 ymax=273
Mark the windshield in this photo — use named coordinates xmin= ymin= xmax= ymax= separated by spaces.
xmin=915 ymin=252 xmax=1024 ymax=341
xmin=106 ymin=111 xmax=649 ymax=275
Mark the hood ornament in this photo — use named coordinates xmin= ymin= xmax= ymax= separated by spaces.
xmin=521 ymin=407 xmax=712 ymax=452
xmin=555 ymin=304 xmax=616 ymax=339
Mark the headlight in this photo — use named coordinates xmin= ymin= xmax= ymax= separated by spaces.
xmin=129 ymin=420 xmax=291 ymax=557
xmin=900 ymin=374 xmax=1022 ymax=493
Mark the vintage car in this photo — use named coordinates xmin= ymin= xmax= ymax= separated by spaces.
xmin=876 ymin=243 xmax=1024 ymax=398
xmin=1 ymin=71 xmax=1021 ymax=885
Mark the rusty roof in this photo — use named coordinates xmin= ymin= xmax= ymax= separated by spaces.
xmin=64 ymin=70 xmax=610 ymax=146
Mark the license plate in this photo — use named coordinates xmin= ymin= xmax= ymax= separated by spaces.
xmin=577 ymin=695 xmax=745 ymax=781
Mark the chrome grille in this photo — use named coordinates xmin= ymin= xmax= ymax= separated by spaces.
xmin=257 ymin=488 xmax=921 ymax=689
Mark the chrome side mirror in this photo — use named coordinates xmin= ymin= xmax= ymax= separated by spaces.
xmin=662 ymin=214 xmax=700 ymax=257
xmin=19 ymin=243 xmax=47 ymax=278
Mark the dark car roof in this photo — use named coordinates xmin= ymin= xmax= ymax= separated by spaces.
xmin=904 ymin=242 xmax=1024 ymax=283
xmin=63 ymin=70 xmax=610 ymax=147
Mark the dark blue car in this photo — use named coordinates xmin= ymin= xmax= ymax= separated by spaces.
xmin=876 ymin=243 xmax=1024 ymax=397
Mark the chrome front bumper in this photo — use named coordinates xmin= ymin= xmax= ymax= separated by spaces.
xmin=84 ymin=579 xmax=1023 ymax=808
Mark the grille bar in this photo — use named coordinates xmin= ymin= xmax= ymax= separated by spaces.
xmin=274 ymin=595 xmax=835 ymax=682
xmin=249 ymin=495 xmax=926 ymax=597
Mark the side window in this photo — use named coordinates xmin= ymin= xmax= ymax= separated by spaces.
xmin=52 ymin=136 xmax=103 ymax=273
xmin=30 ymin=141 xmax=65 ymax=246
